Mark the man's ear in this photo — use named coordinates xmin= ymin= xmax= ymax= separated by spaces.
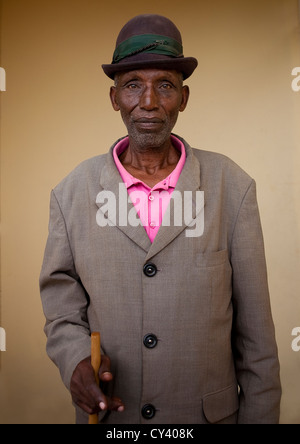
xmin=110 ymin=86 xmax=120 ymax=111
xmin=179 ymin=85 xmax=190 ymax=112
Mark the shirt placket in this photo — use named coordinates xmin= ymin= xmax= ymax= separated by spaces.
xmin=148 ymin=179 xmax=170 ymax=234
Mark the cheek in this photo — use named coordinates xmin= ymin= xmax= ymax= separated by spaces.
xmin=163 ymin=96 xmax=183 ymax=116
xmin=118 ymin=106 xmax=134 ymax=129
xmin=117 ymin=91 xmax=139 ymax=109
xmin=166 ymin=105 xmax=181 ymax=124
xmin=117 ymin=98 xmax=137 ymax=120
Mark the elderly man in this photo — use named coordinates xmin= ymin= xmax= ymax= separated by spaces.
xmin=40 ymin=14 xmax=281 ymax=424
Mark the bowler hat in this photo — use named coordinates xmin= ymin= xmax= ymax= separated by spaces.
xmin=102 ymin=14 xmax=198 ymax=80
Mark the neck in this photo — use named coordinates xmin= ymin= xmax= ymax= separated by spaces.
xmin=118 ymin=136 xmax=181 ymax=188
xmin=120 ymin=137 xmax=179 ymax=174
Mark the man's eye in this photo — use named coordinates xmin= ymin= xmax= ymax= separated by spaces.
xmin=161 ymin=83 xmax=172 ymax=89
xmin=127 ymin=83 xmax=138 ymax=89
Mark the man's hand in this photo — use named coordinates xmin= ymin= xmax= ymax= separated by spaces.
xmin=70 ymin=355 xmax=125 ymax=415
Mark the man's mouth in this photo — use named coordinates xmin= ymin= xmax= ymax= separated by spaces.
xmin=133 ymin=117 xmax=165 ymax=130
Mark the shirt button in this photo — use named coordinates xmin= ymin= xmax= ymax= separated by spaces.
xmin=149 ymin=222 xmax=156 ymax=229
xmin=141 ymin=404 xmax=156 ymax=420
xmin=149 ymin=194 xmax=154 ymax=201
xmin=143 ymin=334 xmax=158 ymax=349
xmin=143 ymin=263 xmax=157 ymax=277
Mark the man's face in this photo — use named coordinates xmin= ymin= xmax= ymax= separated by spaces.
xmin=110 ymin=69 xmax=189 ymax=150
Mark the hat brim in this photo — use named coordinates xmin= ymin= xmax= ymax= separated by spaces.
xmin=102 ymin=53 xmax=198 ymax=80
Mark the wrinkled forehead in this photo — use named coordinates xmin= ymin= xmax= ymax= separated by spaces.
xmin=113 ymin=68 xmax=184 ymax=85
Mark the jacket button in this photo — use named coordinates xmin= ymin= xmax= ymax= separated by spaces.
xmin=141 ymin=404 xmax=156 ymax=420
xmin=143 ymin=263 xmax=157 ymax=277
xmin=143 ymin=334 xmax=158 ymax=349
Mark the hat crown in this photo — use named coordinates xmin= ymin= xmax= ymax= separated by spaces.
xmin=102 ymin=14 xmax=198 ymax=80
xmin=115 ymin=14 xmax=182 ymax=48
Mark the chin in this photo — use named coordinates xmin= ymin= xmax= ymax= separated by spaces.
xmin=129 ymin=129 xmax=172 ymax=150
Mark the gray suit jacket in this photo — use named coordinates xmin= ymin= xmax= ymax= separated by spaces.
xmin=40 ymin=136 xmax=281 ymax=424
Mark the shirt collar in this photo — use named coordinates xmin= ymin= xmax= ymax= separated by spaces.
xmin=113 ymin=135 xmax=186 ymax=190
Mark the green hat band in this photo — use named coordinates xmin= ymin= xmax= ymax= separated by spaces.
xmin=112 ymin=34 xmax=183 ymax=64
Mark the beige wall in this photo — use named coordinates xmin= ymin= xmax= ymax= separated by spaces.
xmin=0 ymin=0 xmax=299 ymax=424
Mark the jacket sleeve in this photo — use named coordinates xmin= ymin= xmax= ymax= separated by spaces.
xmin=230 ymin=180 xmax=281 ymax=424
xmin=39 ymin=190 xmax=92 ymax=389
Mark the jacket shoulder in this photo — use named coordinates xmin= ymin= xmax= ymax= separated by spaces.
xmin=192 ymin=147 xmax=252 ymax=177
xmin=192 ymin=147 xmax=254 ymax=189
xmin=51 ymin=154 xmax=109 ymax=213
xmin=53 ymin=153 xmax=107 ymax=194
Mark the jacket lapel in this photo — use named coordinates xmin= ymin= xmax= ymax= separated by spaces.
xmin=98 ymin=141 xmax=152 ymax=253
xmin=145 ymin=139 xmax=202 ymax=262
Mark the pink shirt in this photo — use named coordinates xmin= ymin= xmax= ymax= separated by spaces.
xmin=113 ymin=135 xmax=186 ymax=242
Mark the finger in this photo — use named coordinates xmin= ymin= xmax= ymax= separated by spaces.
xmin=98 ymin=354 xmax=113 ymax=385
xmin=100 ymin=371 xmax=113 ymax=382
xmin=107 ymin=396 xmax=125 ymax=412
xmin=72 ymin=381 xmax=100 ymax=415
xmin=99 ymin=354 xmax=111 ymax=374
xmin=96 ymin=355 xmax=125 ymax=412
xmin=86 ymin=379 xmax=109 ymax=412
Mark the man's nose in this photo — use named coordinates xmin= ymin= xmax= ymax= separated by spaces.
xmin=139 ymin=86 xmax=159 ymax=110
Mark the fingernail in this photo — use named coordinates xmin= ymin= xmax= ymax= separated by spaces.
xmin=118 ymin=406 xmax=124 ymax=412
xmin=99 ymin=402 xmax=106 ymax=410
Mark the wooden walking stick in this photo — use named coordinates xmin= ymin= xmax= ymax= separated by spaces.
xmin=88 ymin=332 xmax=101 ymax=424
